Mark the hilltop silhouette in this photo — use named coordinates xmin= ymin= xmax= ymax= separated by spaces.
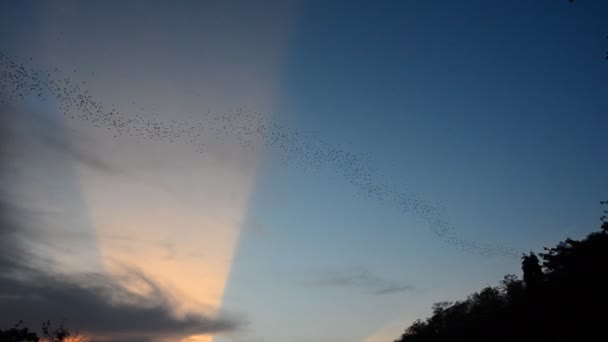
xmin=394 ymin=201 xmax=608 ymax=342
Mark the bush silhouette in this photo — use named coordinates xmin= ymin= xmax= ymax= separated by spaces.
xmin=0 ymin=321 xmax=85 ymax=342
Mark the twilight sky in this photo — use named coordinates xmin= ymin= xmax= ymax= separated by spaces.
xmin=1 ymin=1 xmax=607 ymax=342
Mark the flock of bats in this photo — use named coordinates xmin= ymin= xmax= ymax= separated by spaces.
xmin=0 ymin=51 xmax=518 ymax=258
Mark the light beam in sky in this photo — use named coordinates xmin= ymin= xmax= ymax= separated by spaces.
xmin=0 ymin=1 xmax=295 ymax=341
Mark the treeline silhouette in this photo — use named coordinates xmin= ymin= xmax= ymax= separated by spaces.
xmin=395 ymin=201 xmax=608 ymax=342
xmin=0 ymin=321 xmax=85 ymax=342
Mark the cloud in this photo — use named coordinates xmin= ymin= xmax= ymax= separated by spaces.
xmin=0 ymin=266 xmax=239 ymax=341
xmin=14 ymin=104 xmax=122 ymax=175
xmin=0 ymin=195 xmax=241 ymax=342
xmin=0 ymin=101 xmax=242 ymax=342
xmin=299 ymin=267 xmax=415 ymax=296
xmin=374 ymin=285 xmax=415 ymax=295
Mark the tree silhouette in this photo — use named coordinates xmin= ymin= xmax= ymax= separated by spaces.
xmin=394 ymin=201 xmax=608 ymax=342
xmin=521 ymin=252 xmax=543 ymax=291
xmin=0 ymin=321 xmax=39 ymax=342
xmin=0 ymin=321 xmax=86 ymax=342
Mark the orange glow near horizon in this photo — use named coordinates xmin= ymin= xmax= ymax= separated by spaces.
xmin=72 ymin=132 xmax=260 ymax=342
xmin=76 ymin=126 xmax=262 ymax=330
xmin=179 ymin=334 xmax=214 ymax=342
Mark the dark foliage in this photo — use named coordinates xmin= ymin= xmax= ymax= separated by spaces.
xmin=0 ymin=322 xmax=38 ymax=342
xmin=0 ymin=321 xmax=84 ymax=342
xmin=395 ymin=201 xmax=608 ymax=342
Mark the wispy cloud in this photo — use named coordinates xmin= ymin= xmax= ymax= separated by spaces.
xmin=299 ymin=267 xmax=415 ymax=296
xmin=374 ymin=285 xmax=415 ymax=295
xmin=8 ymin=104 xmax=122 ymax=175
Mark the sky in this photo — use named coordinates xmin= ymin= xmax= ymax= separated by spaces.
xmin=0 ymin=1 xmax=607 ymax=341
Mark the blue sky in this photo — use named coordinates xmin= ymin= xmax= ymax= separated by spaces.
xmin=225 ymin=1 xmax=608 ymax=340
xmin=1 ymin=1 xmax=607 ymax=341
